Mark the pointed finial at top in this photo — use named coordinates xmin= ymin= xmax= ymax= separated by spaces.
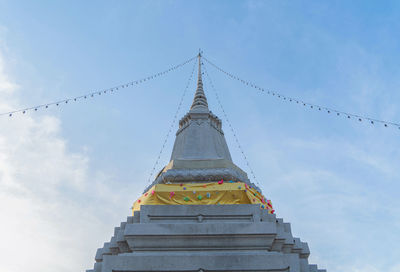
xmin=190 ymin=50 xmax=209 ymax=111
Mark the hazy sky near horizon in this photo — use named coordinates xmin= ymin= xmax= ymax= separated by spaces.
xmin=0 ymin=1 xmax=400 ymax=271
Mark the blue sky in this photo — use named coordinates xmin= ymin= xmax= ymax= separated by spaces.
xmin=0 ymin=1 xmax=399 ymax=271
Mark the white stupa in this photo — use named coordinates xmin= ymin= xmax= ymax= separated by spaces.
xmin=86 ymin=53 xmax=326 ymax=272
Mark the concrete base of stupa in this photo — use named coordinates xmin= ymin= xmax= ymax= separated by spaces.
xmin=87 ymin=204 xmax=326 ymax=272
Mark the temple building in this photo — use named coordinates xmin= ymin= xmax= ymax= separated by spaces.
xmin=86 ymin=54 xmax=326 ymax=272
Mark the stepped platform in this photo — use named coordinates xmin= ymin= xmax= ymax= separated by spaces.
xmin=87 ymin=204 xmax=325 ymax=272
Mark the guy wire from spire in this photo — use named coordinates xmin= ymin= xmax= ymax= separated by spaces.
xmin=146 ymin=57 xmax=198 ymax=185
xmin=202 ymin=64 xmax=263 ymax=190
xmin=203 ymin=56 xmax=400 ymax=131
xmin=1 ymin=55 xmax=197 ymax=118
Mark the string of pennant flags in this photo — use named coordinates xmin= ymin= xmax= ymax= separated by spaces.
xmin=2 ymin=52 xmax=399 ymax=132
xmin=146 ymin=59 xmax=198 ymax=184
xmin=0 ymin=55 xmax=197 ymax=118
xmin=203 ymin=56 xmax=400 ymax=130
xmin=203 ymin=64 xmax=262 ymax=191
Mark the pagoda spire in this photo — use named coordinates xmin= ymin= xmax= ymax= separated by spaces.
xmin=190 ymin=52 xmax=209 ymax=111
xmin=143 ymin=49 xmax=253 ymax=192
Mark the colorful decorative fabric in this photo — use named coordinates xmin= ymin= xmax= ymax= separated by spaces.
xmin=132 ymin=182 xmax=274 ymax=214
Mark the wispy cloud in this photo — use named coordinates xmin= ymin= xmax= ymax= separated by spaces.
xmin=0 ymin=40 xmax=133 ymax=272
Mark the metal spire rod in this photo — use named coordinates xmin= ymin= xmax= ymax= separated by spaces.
xmin=190 ymin=49 xmax=208 ymax=110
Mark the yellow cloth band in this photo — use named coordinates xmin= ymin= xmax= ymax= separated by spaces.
xmin=132 ymin=181 xmax=274 ymax=214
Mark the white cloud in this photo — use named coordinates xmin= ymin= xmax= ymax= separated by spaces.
xmin=0 ymin=42 xmax=128 ymax=272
